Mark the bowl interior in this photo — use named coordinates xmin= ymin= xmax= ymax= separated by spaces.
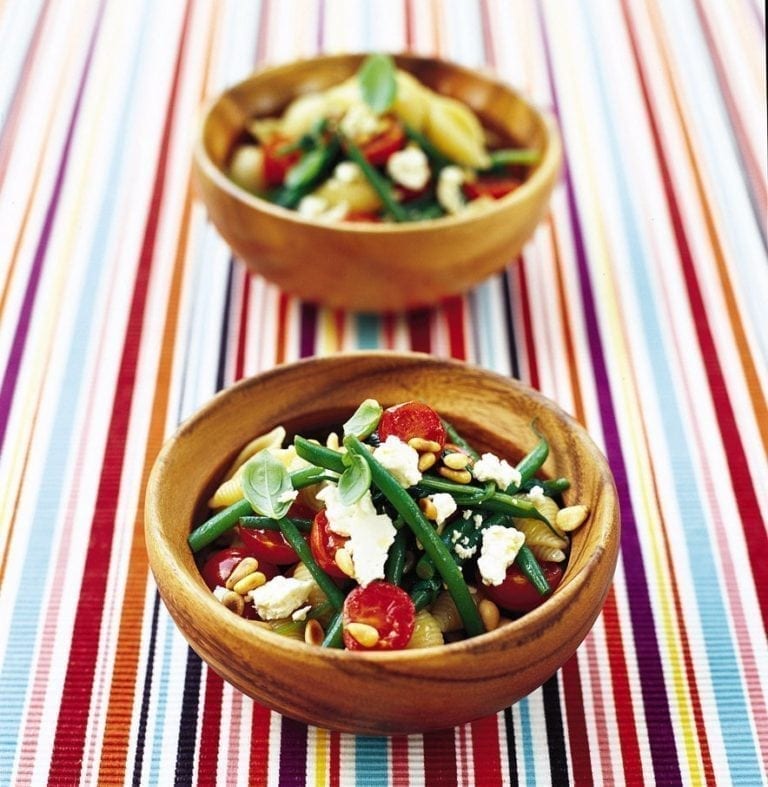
xmin=146 ymin=353 xmax=618 ymax=733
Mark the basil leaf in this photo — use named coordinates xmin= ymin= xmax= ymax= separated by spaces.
xmin=358 ymin=53 xmax=397 ymax=114
xmin=342 ymin=398 xmax=382 ymax=439
xmin=337 ymin=453 xmax=372 ymax=506
xmin=242 ymin=450 xmax=296 ymax=519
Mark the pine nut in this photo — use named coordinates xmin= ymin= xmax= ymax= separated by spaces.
xmin=225 ymin=556 xmax=260 ymax=589
xmin=304 ymin=618 xmax=325 ymax=646
xmin=443 ymin=452 xmax=470 ymax=470
xmin=408 ymin=437 xmax=442 ymax=453
xmin=345 ymin=622 xmax=380 ymax=648
xmin=220 ymin=591 xmax=245 ymax=616
xmin=232 ymin=571 xmax=267 ymax=595
xmin=334 ymin=547 xmax=355 ymax=578
xmin=479 ymin=598 xmax=501 ymax=631
xmin=419 ymin=497 xmax=438 ymax=520
xmin=418 ymin=452 xmax=437 ymax=472
xmin=438 ymin=467 xmax=473 ymax=484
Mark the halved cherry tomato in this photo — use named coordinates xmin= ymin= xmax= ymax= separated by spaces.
xmin=262 ymin=135 xmax=301 ymax=186
xmin=480 ymin=561 xmax=564 ymax=613
xmin=200 ymin=547 xmax=252 ymax=590
xmin=463 ymin=176 xmax=521 ymax=201
xmin=237 ymin=525 xmax=301 ymax=565
xmin=378 ymin=401 xmax=446 ymax=448
xmin=342 ymin=580 xmax=416 ymax=651
xmin=360 ymin=118 xmax=406 ymax=166
xmin=309 ymin=510 xmax=350 ymax=581
xmin=344 ymin=211 xmax=383 ymax=223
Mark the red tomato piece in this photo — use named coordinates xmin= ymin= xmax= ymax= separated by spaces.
xmin=200 ymin=547 xmax=250 ymax=590
xmin=309 ymin=510 xmax=350 ymax=581
xmin=463 ymin=176 xmax=521 ymax=201
xmin=480 ymin=561 xmax=564 ymax=613
xmin=237 ymin=525 xmax=301 ymax=565
xmin=360 ymin=118 xmax=406 ymax=166
xmin=262 ymin=135 xmax=301 ymax=186
xmin=342 ymin=581 xmax=416 ymax=651
xmin=378 ymin=401 xmax=446 ymax=448
xmin=344 ymin=211 xmax=382 ymax=223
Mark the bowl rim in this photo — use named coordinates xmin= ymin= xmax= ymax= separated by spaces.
xmin=146 ymin=351 xmax=619 ymax=665
xmin=192 ymin=51 xmax=563 ymax=234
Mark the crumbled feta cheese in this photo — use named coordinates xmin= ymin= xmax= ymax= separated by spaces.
xmin=429 ymin=493 xmax=457 ymax=527
xmin=315 ymin=485 xmax=396 ymax=586
xmin=463 ymin=509 xmax=473 ymax=520
xmin=436 ymin=165 xmax=467 ymax=214
xmin=248 ymin=575 xmax=314 ymax=620
xmin=454 ymin=539 xmax=477 ymax=560
xmin=477 ymin=525 xmax=525 ymax=586
xmin=297 ymin=195 xmax=349 ymax=223
xmin=387 ymin=145 xmax=430 ymax=191
xmin=372 ymin=435 xmax=422 ymax=487
xmin=472 ymin=452 xmax=521 ymax=490
xmin=212 ymin=585 xmax=228 ymax=602
xmin=339 ymin=102 xmax=381 ymax=141
xmin=291 ymin=605 xmax=311 ymax=622
xmin=334 ymin=161 xmax=362 ymax=183
xmin=527 ymin=484 xmax=545 ymax=503
xmin=473 ymin=513 xmax=484 ymax=529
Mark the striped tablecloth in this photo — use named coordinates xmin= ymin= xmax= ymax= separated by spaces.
xmin=1 ymin=1 xmax=766 ymax=784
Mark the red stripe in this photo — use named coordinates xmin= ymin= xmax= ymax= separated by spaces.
xmin=236 ymin=274 xmax=251 ymax=381
xmin=620 ymin=0 xmax=768 ymax=632
xmin=47 ymin=3 xmax=193 ymax=781
xmin=470 ymin=715 xmax=503 ymax=783
xmin=560 ymin=656 xmax=593 ymax=783
xmin=517 ymin=265 xmax=539 ymax=389
xmin=329 ymin=730 xmax=341 ymax=787
xmin=423 ymin=729 xmax=457 ymax=786
xmin=407 ymin=309 xmax=432 ymax=353
xmin=248 ymin=703 xmax=272 ymax=786
xmin=442 ymin=296 xmax=467 ymax=360
xmin=390 ymin=735 xmax=410 ymax=786
xmin=196 ymin=672 xmax=223 ymax=785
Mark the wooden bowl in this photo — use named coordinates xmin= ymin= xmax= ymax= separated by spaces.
xmin=192 ymin=53 xmax=561 ymax=311
xmin=145 ymin=352 xmax=618 ymax=734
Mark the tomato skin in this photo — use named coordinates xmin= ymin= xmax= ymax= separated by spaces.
xmin=360 ymin=118 xmax=406 ymax=166
xmin=342 ymin=581 xmax=416 ymax=651
xmin=237 ymin=525 xmax=301 ymax=565
xmin=480 ymin=561 xmax=564 ymax=613
xmin=463 ymin=176 xmax=521 ymax=201
xmin=201 ymin=547 xmax=251 ymax=591
xmin=344 ymin=211 xmax=382 ymax=223
xmin=309 ymin=510 xmax=350 ymax=581
xmin=262 ymin=135 xmax=301 ymax=186
xmin=378 ymin=401 xmax=446 ymax=448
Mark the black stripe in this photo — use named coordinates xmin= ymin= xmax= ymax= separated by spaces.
xmin=503 ymin=706 xmax=519 ymax=786
xmin=501 ymin=269 xmax=521 ymax=379
xmin=216 ymin=260 xmax=235 ymax=393
xmin=543 ymin=674 xmax=570 ymax=785
xmin=173 ymin=647 xmax=203 ymax=785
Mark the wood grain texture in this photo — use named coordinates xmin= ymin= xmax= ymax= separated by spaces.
xmin=192 ymin=53 xmax=561 ymax=311
xmin=145 ymin=352 xmax=619 ymax=734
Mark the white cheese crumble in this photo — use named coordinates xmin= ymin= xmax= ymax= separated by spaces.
xmin=212 ymin=585 xmax=228 ymax=602
xmin=297 ymin=194 xmax=349 ymax=223
xmin=454 ymin=540 xmax=477 ymax=560
xmin=527 ymin=484 xmax=545 ymax=503
xmin=436 ymin=165 xmax=467 ymax=214
xmin=472 ymin=452 xmax=521 ymax=490
xmin=477 ymin=525 xmax=525 ymax=586
xmin=429 ymin=492 xmax=457 ymax=527
xmin=248 ymin=575 xmax=314 ymax=620
xmin=339 ymin=102 xmax=381 ymax=141
xmin=334 ymin=160 xmax=362 ymax=183
xmin=316 ymin=485 xmax=396 ymax=586
xmin=372 ymin=435 xmax=422 ymax=487
xmin=291 ymin=605 xmax=311 ymax=622
xmin=387 ymin=145 xmax=430 ymax=191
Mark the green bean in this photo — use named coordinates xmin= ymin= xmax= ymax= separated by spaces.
xmin=272 ymin=136 xmax=340 ymax=209
xmin=521 ymin=477 xmax=570 ymax=496
xmin=294 ymin=436 xmax=346 ymax=474
xmin=410 ymin=577 xmax=442 ymax=611
xmin=344 ymin=435 xmax=485 ymax=637
xmin=341 ymin=135 xmax=409 ymax=222
xmin=239 ymin=515 xmax=312 ymax=533
xmin=187 ymin=465 xmax=329 ymax=552
xmin=415 ymin=517 xmax=472 ymax=579
xmin=385 ymin=528 xmax=409 ymax=585
xmin=485 ymin=148 xmax=540 ymax=169
xmin=509 ymin=432 xmax=549 ymax=492
xmin=515 ymin=544 xmax=551 ymax=596
xmin=276 ymin=517 xmax=345 ymax=611
xmin=188 ymin=498 xmax=252 ymax=553
xmin=322 ymin=611 xmax=344 ymax=648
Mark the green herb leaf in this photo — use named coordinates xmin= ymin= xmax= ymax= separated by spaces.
xmin=342 ymin=398 xmax=383 ymax=439
xmin=358 ymin=53 xmax=397 ymax=114
xmin=242 ymin=450 xmax=296 ymax=519
xmin=337 ymin=453 xmax=372 ymax=506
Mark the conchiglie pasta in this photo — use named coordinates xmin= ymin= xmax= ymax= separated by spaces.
xmin=313 ymin=175 xmax=382 ymax=213
xmin=406 ymin=610 xmax=444 ymax=649
xmin=527 ymin=544 xmax=567 ymax=564
xmin=429 ymin=590 xmax=464 ymax=633
xmin=390 ymin=70 xmax=431 ymax=131
xmin=223 ymin=425 xmax=287 ymax=480
xmin=423 ymin=94 xmax=490 ymax=168
xmin=515 ymin=517 xmax=569 ymax=552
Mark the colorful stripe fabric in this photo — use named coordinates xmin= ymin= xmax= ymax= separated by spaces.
xmin=0 ymin=0 xmax=766 ymax=784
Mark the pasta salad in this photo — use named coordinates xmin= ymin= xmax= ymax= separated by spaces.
xmin=226 ymin=54 xmax=539 ymax=223
xmin=189 ymin=399 xmax=589 ymax=651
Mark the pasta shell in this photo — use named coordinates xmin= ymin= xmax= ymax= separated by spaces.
xmin=391 ymin=70 xmax=431 ymax=131
xmin=406 ymin=610 xmax=444 ymax=649
xmin=424 ymin=94 xmax=490 ymax=168
xmin=515 ymin=517 xmax=569 ymax=551
xmin=313 ymin=176 xmax=382 ymax=213
xmin=429 ymin=590 xmax=464 ymax=633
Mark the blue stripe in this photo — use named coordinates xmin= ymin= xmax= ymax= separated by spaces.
xmin=354 ymin=313 xmax=380 ymax=349
xmin=517 ymin=697 xmax=536 ymax=785
xmin=581 ymin=4 xmax=762 ymax=782
xmin=0 ymin=2 xmax=155 ymax=779
xmin=355 ymin=736 xmax=389 ymax=785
